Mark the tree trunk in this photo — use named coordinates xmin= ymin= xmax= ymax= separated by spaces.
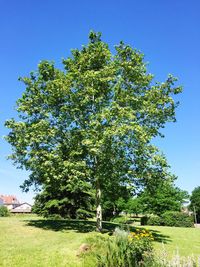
xmin=96 ymin=178 xmax=102 ymax=232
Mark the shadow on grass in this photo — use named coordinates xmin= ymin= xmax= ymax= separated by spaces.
xmin=25 ymin=219 xmax=171 ymax=243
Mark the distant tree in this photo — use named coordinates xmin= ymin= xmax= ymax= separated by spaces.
xmin=0 ymin=206 xmax=10 ymax=217
xmin=5 ymin=31 xmax=182 ymax=231
xmin=138 ymin=177 xmax=189 ymax=215
xmin=125 ymin=198 xmax=143 ymax=216
xmin=190 ymin=186 xmax=200 ymax=223
xmin=102 ymin=183 xmax=132 ymax=220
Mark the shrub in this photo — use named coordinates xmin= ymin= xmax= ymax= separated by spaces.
xmin=147 ymin=215 xmax=162 ymax=226
xmin=111 ymin=215 xmax=128 ymax=224
xmin=142 ymin=212 xmax=193 ymax=227
xmin=161 ymin=211 xmax=194 ymax=227
xmin=83 ymin=227 xmax=154 ymax=267
xmin=101 ymin=228 xmax=154 ymax=266
xmin=0 ymin=206 xmax=10 ymax=217
xmin=141 ymin=215 xmax=162 ymax=226
xmin=76 ymin=209 xmax=94 ymax=219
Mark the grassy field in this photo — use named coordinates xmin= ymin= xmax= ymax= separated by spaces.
xmin=0 ymin=215 xmax=86 ymax=267
xmin=0 ymin=216 xmax=200 ymax=267
xmin=142 ymin=225 xmax=200 ymax=257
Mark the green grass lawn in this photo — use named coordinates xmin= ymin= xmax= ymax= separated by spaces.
xmin=141 ymin=225 xmax=200 ymax=257
xmin=0 ymin=215 xmax=87 ymax=267
xmin=0 ymin=216 xmax=200 ymax=267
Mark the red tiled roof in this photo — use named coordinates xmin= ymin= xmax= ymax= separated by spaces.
xmin=0 ymin=195 xmax=19 ymax=204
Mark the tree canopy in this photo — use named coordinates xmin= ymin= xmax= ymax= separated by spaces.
xmin=5 ymin=31 xmax=182 ymax=231
xmin=190 ymin=186 xmax=200 ymax=223
xmin=138 ymin=177 xmax=189 ymax=215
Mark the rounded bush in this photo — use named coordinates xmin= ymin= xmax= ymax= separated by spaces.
xmin=111 ymin=216 xmax=128 ymax=224
xmin=161 ymin=211 xmax=194 ymax=227
xmin=0 ymin=206 xmax=10 ymax=217
xmin=86 ymin=228 xmax=154 ymax=266
xmin=147 ymin=215 xmax=162 ymax=226
xmin=141 ymin=215 xmax=162 ymax=226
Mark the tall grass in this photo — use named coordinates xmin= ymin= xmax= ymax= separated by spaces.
xmin=153 ymin=244 xmax=200 ymax=267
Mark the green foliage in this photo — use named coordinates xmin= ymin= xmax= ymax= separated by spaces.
xmin=148 ymin=215 xmax=162 ymax=226
xmin=138 ymin=178 xmax=189 ymax=216
xmin=32 ymin=182 xmax=95 ymax=219
xmin=0 ymin=206 xmax=10 ymax=217
xmin=142 ymin=212 xmax=193 ymax=227
xmin=125 ymin=197 xmax=143 ymax=215
xmin=111 ymin=215 xmax=128 ymax=224
xmin=190 ymin=186 xmax=200 ymax=223
xmin=161 ymin=211 xmax=194 ymax=227
xmin=45 ymin=214 xmax=63 ymax=220
xmin=5 ymin=31 xmax=182 ymax=230
xmin=141 ymin=215 xmax=162 ymax=226
xmin=102 ymin=186 xmax=131 ymax=221
xmin=140 ymin=216 xmax=148 ymax=226
xmin=84 ymin=228 xmax=154 ymax=267
xmin=76 ymin=209 xmax=94 ymax=219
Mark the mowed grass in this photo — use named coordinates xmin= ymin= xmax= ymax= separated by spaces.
xmin=0 ymin=215 xmax=91 ymax=267
xmin=0 ymin=216 xmax=200 ymax=267
xmin=146 ymin=225 xmax=200 ymax=257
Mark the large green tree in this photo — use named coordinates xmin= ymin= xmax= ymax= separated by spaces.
xmin=190 ymin=186 xmax=200 ymax=223
xmin=5 ymin=32 xmax=181 ymax=231
xmin=138 ymin=177 xmax=189 ymax=215
xmin=32 ymin=178 xmax=95 ymax=219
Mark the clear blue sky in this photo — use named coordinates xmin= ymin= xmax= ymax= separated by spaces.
xmin=0 ymin=0 xmax=199 ymax=203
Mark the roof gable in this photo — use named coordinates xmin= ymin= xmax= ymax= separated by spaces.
xmin=0 ymin=195 xmax=19 ymax=204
